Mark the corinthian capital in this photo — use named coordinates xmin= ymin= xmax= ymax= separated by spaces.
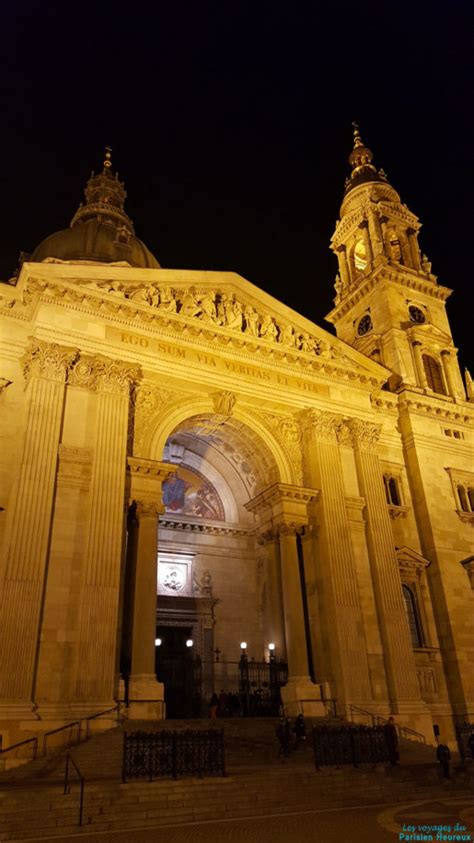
xmin=21 ymin=337 xmax=79 ymax=384
xmin=97 ymin=359 xmax=141 ymax=395
xmin=346 ymin=418 xmax=382 ymax=451
xmin=135 ymin=499 xmax=165 ymax=518
xmin=299 ymin=408 xmax=341 ymax=442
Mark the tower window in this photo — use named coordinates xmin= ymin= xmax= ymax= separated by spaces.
xmin=422 ymin=354 xmax=446 ymax=395
xmin=408 ymin=305 xmax=426 ymax=325
xmin=354 ymin=239 xmax=367 ymax=271
xmin=388 ymin=229 xmax=402 ymax=263
xmin=458 ymin=485 xmax=469 ymax=512
xmin=383 ymin=475 xmax=401 ymax=506
xmin=402 ymin=584 xmax=423 ymax=648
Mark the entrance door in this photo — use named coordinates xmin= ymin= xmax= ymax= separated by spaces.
xmin=155 ymin=626 xmax=201 ymax=718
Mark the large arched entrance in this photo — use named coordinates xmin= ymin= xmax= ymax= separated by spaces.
xmin=154 ymin=410 xmax=287 ymax=717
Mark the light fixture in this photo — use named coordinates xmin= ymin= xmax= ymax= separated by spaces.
xmin=186 ymin=639 xmax=193 ymax=648
xmin=240 ymin=641 xmax=247 ymax=650
xmin=155 ymin=638 xmax=162 ymax=647
xmin=268 ymin=642 xmax=275 ymax=651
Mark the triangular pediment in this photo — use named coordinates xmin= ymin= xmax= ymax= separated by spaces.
xmin=15 ymin=262 xmax=390 ymax=386
xmin=406 ymin=322 xmax=453 ymax=347
xmin=396 ymin=546 xmax=431 ymax=571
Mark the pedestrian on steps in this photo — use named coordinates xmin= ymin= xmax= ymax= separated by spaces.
xmin=436 ymin=741 xmax=451 ymax=779
xmin=383 ymin=716 xmax=399 ymax=766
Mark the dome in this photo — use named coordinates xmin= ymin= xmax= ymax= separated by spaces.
xmin=343 ymin=125 xmax=388 ymax=197
xmin=30 ymin=148 xmax=161 ymax=269
xmin=31 ymin=219 xmax=160 ymax=269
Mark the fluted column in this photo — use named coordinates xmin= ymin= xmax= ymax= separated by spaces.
xmin=74 ymin=359 xmax=139 ymax=705
xmin=126 ymin=457 xmax=176 ymax=719
xmin=0 ymin=339 xmax=78 ymax=714
xmin=412 ymin=341 xmax=428 ymax=388
xmin=346 ymin=419 xmax=422 ymax=710
xmin=300 ymin=410 xmax=372 ymax=706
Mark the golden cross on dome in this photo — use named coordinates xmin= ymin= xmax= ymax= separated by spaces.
xmin=103 ymin=146 xmax=113 ymax=170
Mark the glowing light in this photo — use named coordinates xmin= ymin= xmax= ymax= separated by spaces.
xmin=186 ymin=639 xmax=193 ymax=648
xmin=155 ymin=638 xmax=162 ymax=646
xmin=240 ymin=641 xmax=247 ymax=650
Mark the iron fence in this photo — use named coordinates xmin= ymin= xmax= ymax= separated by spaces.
xmin=455 ymin=722 xmax=474 ymax=762
xmin=122 ymin=729 xmax=225 ymax=781
xmin=312 ymin=725 xmax=390 ymax=769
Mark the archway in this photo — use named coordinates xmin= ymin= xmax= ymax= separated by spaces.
xmin=151 ymin=408 xmax=291 ymax=717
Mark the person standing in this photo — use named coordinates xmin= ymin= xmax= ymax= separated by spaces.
xmin=436 ymin=742 xmax=451 ymax=779
xmin=383 ymin=716 xmax=399 ymax=766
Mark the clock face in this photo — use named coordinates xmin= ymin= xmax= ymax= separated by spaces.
xmin=357 ymin=314 xmax=373 ymax=336
xmin=409 ymin=305 xmax=426 ymax=324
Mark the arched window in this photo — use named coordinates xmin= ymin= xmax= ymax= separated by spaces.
xmin=422 ymin=355 xmax=446 ymax=395
xmin=354 ymin=239 xmax=367 ymax=271
xmin=383 ymin=475 xmax=401 ymax=506
xmin=468 ymin=488 xmax=474 ymax=512
xmin=402 ymin=585 xmax=423 ymax=648
xmin=458 ymin=485 xmax=469 ymax=512
xmin=388 ymin=229 xmax=402 ymax=263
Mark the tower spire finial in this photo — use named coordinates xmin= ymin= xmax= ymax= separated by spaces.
xmin=103 ymin=145 xmax=112 ymax=172
xmin=352 ymin=121 xmax=364 ymax=149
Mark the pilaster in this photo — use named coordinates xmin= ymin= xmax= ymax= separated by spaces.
xmin=345 ymin=418 xmax=429 ymax=729
xmin=0 ymin=338 xmax=78 ymax=719
xmin=74 ymin=358 xmax=139 ymax=706
xmin=300 ymin=409 xmax=373 ymax=708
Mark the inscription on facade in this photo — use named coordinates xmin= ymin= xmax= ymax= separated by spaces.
xmin=114 ymin=329 xmax=329 ymax=396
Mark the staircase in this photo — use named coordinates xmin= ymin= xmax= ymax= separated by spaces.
xmin=0 ymin=718 xmax=471 ymax=841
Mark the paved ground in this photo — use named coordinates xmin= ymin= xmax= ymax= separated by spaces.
xmin=31 ymin=795 xmax=474 ymax=843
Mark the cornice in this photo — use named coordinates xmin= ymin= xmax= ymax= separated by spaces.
xmin=245 ymin=481 xmax=320 ymax=516
xmin=159 ymin=514 xmax=250 ymax=537
xmin=326 ymin=266 xmax=452 ymax=324
xmin=398 ymin=393 xmax=473 ymax=425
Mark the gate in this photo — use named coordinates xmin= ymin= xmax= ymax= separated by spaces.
xmin=238 ymin=656 xmax=288 ymax=716
xmin=312 ymin=725 xmax=390 ymax=769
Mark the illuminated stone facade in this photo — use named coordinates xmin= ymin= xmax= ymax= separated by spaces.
xmin=0 ymin=135 xmax=472 ymax=749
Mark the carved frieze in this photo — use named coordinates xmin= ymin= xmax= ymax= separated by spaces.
xmin=211 ymin=390 xmax=237 ymax=416
xmin=132 ymin=382 xmax=186 ymax=455
xmin=345 ymin=418 xmax=382 ymax=451
xmin=299 ymin=408 xmax=341 ymax=442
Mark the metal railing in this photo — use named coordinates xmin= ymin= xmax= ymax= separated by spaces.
xmin=349 ymin=704 xmax=426 ymax=743
xmin=0 ymin=736 xmax=38 ymax=762
xmin=122 ymin=729 xmax=226 ymax=782
xmin=0 ymin=704 xmax=121 ymax=764
xmin=312 ymin=724 xmax=390 ymax=769
xmin=64 ymin=753 xmax=85 ymax=827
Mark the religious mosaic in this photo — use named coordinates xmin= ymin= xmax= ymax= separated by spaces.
xmin=162 ymin=465 xmax=224 ymax=520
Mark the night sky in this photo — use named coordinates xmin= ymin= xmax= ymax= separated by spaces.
xmin=1 ymin=1 xmax=473 ymax=371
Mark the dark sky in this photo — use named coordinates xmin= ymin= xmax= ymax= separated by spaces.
xmin=1 ymin=1 xmax=473 ymax=371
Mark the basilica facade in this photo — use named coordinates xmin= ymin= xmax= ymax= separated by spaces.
xmin=0 ymin=134 xmax=473 ymax=750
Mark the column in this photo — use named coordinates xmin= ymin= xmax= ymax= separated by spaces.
xmin=337 ymin=246 xmax=351 ymax=288
xmin=346 ymin=419 xmax=429 ymax=726
xmin=380 ymin=216 xmax=392 ymax=259
xmin=0 ymin=339 xmax=78 ymax=717
xmin=256 ymin=531 xmax=286 ymax=658
xmin=126 ymin=457 xmax=177 ymax=719
xmin=412 ymin=341 xmax=428 ymax=388
xmin=74 ymin=359 xmax=139 ymax=706
xmin=300 ymin=410 xmax=373 ymax=708
xmin=407 ymin=228 xmax=422 ymax=270
xmin=440 ymin=350 xmax=458 ymax=398
xmin=360 ymin=221 xmax=373 ymax=264
xmin=246 ymin=483 xmax=325 ymax=717
xmin=368 ymin=211 xmax=385 ymax=258
xmin=399 ymin=230 xmax=412 ymax=267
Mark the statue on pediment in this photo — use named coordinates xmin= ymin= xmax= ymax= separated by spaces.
xmin=198 ymin=290 xmax=218 ymax=323
xmin=244 ymin=304 xmax=259 ymax=336
xmin=278 ymin=324 xmax=296 ymax=347
xmin=159 ymin=287 xmax=177 ymax=312
xmin=180 ymin=287 xmax=201 ymax=318
xmin=260 ymin=314 xmax=278 ymax=342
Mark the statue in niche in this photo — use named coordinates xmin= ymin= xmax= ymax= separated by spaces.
xmin=244 ymin=304 xmax=259 ymax=335
xmin=193 ymin=568 xmax=213 ymax=596
xmin=180 ymin=287 xmax=201 ymax=318
xmin=159 ymin=287 xmax=177 ymax=312
xmin=260 ymin=314 xmax=278 ymax=342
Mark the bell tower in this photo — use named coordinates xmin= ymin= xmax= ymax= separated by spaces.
xmin=326 ymin=127 xmax=466 ymax=400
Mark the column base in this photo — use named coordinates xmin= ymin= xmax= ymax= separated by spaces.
xmin=127 ymin=674 xmax=165 ymax=720
xmin=280 ymin=677 xmax=326 ymax=718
